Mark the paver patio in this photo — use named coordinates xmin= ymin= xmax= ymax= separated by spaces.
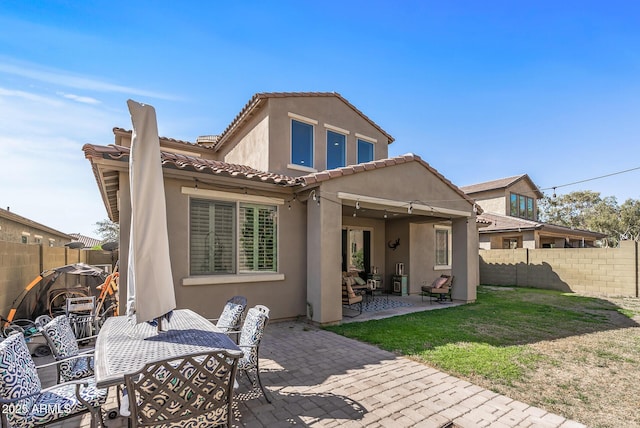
xmin=42 ymin=298 xmax=586 ymax=427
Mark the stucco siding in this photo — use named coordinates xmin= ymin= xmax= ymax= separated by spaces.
xmin=265 ymin=97 xmax=390 ymax=176
xmin=223 ymin=115 xmax=270 ymax=171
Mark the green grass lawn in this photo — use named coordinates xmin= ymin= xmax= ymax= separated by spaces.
xmin=325 ymin=285 xmax=635 ymax=386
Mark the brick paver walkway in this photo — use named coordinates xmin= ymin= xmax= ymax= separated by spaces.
xmin=43 ymin=317 xmax=585 ymax=428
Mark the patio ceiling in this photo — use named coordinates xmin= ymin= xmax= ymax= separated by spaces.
xmin=338 ymin=191 xmax=472 ymax=221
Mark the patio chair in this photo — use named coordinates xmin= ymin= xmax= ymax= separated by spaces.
xmin=421 ymin=275 xmax=454 ymax=303
xmin=123 ymin=349 xmax=241 ymax=428
xmin=0 ymin=332 xmax=107 ymax=428
xmin=209 ymin=295 xmax=247 ymax=333
xmin=209 ymin=296 xmax=247 ymax=344
xmin=342 ymin=276 xmax=363 ymax=316
xmin=237 ymin=306 xmax=272 ymax=403
xmin=40 ymin=315 xmax=96 ymax=383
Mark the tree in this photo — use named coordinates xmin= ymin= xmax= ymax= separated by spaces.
xmin=94 ymin=219 xmax=119 ymax=242
xmin=538 ymin=191 xmax=640 ymax=247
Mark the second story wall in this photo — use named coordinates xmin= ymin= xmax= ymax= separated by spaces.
xmin=472 ymin=189 xmax=507 ymax=215
xmin=222 ymin=112 xmax=270 ymax=171
xmin=219 ymin=95 xmax=391 ymax=176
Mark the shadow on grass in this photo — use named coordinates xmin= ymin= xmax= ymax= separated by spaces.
xmin=325 ymin=285 xmax=639 ymax=352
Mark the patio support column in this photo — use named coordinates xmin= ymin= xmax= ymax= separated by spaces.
xmin=306 ymin=193 xmax=343 ymax=325
xmin=451 ymin=216 xmax=478 ymax=302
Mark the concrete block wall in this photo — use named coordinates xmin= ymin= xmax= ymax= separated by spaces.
xmin=0 ymin=244 xmax=117 ymax=318
xmin=480 ymin=240 xmax=639 ymax=297
xmin=0 ymin=241 xmax=40 ymax=318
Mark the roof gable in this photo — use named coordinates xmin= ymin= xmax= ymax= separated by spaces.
xmin=461 ymin=174 xmax=543 ymax=199
xmin=301 ymin=153 xmax=479 ymax=211
xmin=213 ymin=92 xmax=395 ymax=151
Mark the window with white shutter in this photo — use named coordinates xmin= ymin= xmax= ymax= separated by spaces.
xmin=190 ymin=199 xmax=235 ymax=274
xmin=239 ymin=203 xmax=277 ymax=272
xmin=190 ymin=198 xmax=278 ymax=275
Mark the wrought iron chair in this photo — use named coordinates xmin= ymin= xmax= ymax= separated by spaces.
xmin=209 ymin=296 xmax=247 ymax=345
xmin=123 ymin=349 xmax=242 ymax=427
xmin=237 ymin=306 xmax=271 ymax=403
xmin=421 ymin=275 xmax=454 ymax=303
xmin=0 ymin=333 xmax=107 ymax=428
xmin=209 ymin=296 xmax=247 ymax=333
xmin=40 ymin=315 xmax=96 ymax=383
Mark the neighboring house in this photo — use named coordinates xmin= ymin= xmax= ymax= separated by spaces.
xmin=0 ymin=207 xmax=71 ymax=247
xmin=461 ymin=174 xmax=606 ymax=249
xmin=83 ymin=92 xmax=481 ymax=325
xmin=68 ymin=233 xmax=103 ymax=249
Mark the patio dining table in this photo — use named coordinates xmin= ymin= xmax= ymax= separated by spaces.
xmin=94 ymin=308 xmax=241 ymax=389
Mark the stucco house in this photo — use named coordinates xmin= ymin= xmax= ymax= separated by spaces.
xmin=83 ymin=92 xmax=480 ymax=325
xmin=461 ymin=174 xmax=606 ymax=249
xmin=0 ymin=207 xmax=71 ymax=247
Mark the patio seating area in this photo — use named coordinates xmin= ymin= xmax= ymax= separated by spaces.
xmin=39 ymin=301 xmax=584 ymax=428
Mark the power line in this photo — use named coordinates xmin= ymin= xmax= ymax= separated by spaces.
xmin=541 ymin=166 xmax=640 ymax=192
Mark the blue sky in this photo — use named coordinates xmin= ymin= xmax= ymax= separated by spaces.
xmin=1 ymin=1 xmax=639 ymax=237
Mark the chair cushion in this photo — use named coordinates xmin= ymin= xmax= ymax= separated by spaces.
xmin=239 ymin=308 xmax=268 ymax=368
xmin=0 ymin=334 xmax=42 ymax=425
xmin=43 ymin=316 xmax=80 ymax=358
xmin=216 ymin=302 xmax=244 ymax=333
xmin=354 ymin=276 xmax=366 ymax=286
xmin=63 ymin=356 xmax=95 ymax=382
xmin=29 ymin=378 xmax=108 ymax=426
xmin=432 ymin=276 xmax=449 ymax=288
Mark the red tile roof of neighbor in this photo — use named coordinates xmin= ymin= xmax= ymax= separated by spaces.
xmin=212 ymin=92 xmax=395 ymax=151
xmin=460 ymin=174 xmax=544 ymax=199
xmin=478 ymin=212 xmax=606 ymax=238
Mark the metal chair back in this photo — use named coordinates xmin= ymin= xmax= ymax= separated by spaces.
xmin=238 ymin=306 xmax=271 ymax=402
xmin=124 ymin=349 xmax=241 ymax=427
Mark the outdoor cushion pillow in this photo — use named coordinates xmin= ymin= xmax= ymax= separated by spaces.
xmin=432 ymin=276 xmax=449 ymax=288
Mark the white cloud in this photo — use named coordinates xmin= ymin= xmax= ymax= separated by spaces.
xmin=0 ymin=57 xmax=178 ymax=101
xmin=57 ymin=92 xmax=101 ymax=105
xmin=0 ymin=87 xmax=63 ymax=106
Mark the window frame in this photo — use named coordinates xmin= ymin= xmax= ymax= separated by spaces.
xmin=357 ymin=138 xmax=374 ymax=164
xmin=289 ymin=114 xmax=317 ymax=171
xmin=326 ymin=129 xmax=346 ymax=169
xmin=434 ymin=225 xmax=452 ymax=269
xmin=184 ymin=187 xmax=283 ymax=282
xmin=510 ymin=192 xmax=535 ymax=220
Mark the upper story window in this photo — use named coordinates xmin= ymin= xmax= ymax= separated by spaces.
xmin=291 ymin=119 xmax=314 ymax=168
xmin=326 ymin=130 xmax=346 ymax=169
xmin=510 ymin=193 xmax=535 ymax=220
xmin=357 ymin=138 xmax=374 ymax=163
xmin=190 ymin=198 xmax=278 ymax=275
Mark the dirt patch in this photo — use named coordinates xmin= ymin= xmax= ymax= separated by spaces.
xmin=466 ymin=296 xmax=640 ymax=428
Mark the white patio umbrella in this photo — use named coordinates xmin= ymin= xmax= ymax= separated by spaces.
xmin=126 ymin=99 xmax=176 ymax=329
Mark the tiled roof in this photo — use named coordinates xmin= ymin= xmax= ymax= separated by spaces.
xmin=213 ymin=92 xmax=395 ymax=151
xmin=478 ymin=212 xmax=606 ymax=238
xmin=68 ymin=233 xmax=103 ymax=248
xmin=301 ymin=153 xmax=479 ymax=211
xmin=460 ymin=175 xmax=527 ymax=194
xmin=112 ymin=127 xmax=198 ymax=147
xmin=83 ymin=144 xmax=299 ymax=186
